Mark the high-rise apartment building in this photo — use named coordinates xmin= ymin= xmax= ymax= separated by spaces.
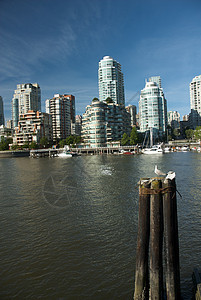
xmin=75 ymin=115 xmax=82 ymax=136
xmin=126 ymin=105 xmax=137 ymax=127
xmin=82 ymin=99 xmax=130 ymax=147
xmin=167 ymin=111 xmax=180 ymax=129
xmin=149 ymin=76 xmax=161 ymax=88
xmin=46 ymin=94 xmax=71 ymax=141
xmin=98 ymin=56 xmax=125 ymax=105
xmin=62 ymin=94 xmax=75 ymax=135
xmin=189 ymin=75 xmax=201 ymax=128
xmin=63 ymin=94 xmax=75 ymax=124
xmin=139 ymin=77 xmax=167 ymax=140
xmin=12 ymin=83 xmax=41 ymax=128
xmin=0 ymin=96 xmax=5 ymax=125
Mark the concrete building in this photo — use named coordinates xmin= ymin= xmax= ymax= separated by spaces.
xmin=62 ymin=94 xmax=75 ymax=134
xmin=13 ymin=110 xmax=52 ymax=146
xmin=183 ymin=114 xmax=189 ymax=122
xmin=167 ymin=111 xmax=180 ymax=129
xmin=6 ymin=120 xmax=13 ymax=129
xmin=75 ymin=115 xmax=82 ymax=136
xmin=46 ymin=94 xmax=71 ymax=141
xmin=189 ymin=75 xmax=201 ymax=129
xmin=0 ymin=96 xmax=5 ymax=125
xmin=82 ymin=99 xmax=130 ymax=147
xmin=98 ymin=56 xmax=125 ymax=105
xmin=139 ymin=77 xmax=167 ymax=140
xmin=0 ymin=125 xmax=13 ymax=139
xmin=126 ymin=105 xmax=137 ymax=127
xmin=12 ymin=83 xmax=41 ymax=128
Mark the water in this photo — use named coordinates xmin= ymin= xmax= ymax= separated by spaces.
xmin=0 ymin=153 xmax=201 ymax=299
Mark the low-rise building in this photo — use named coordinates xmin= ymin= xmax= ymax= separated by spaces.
xmin=0 ymin=125 xmax=13 ymax=139
xmin=82 ymin=99 xmax=131 ymax=147
xmin=13 ymin=110 xmax=52 ymax=146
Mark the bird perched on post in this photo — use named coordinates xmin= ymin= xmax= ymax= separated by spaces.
xmin=154 ymin=165 xmax=166 ymax=176
xmin=154 ymin=165 xmax=176 ymax=182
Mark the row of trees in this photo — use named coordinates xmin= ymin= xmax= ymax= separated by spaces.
xmin=121 ymin=127 xmax=143 ymax=146
xmin=185 ymin=126 xmax=201 ymax=141
xmin=59 ymin=135 xmax=82 ymax=148
xmin=11 ymin=135 xmax=82 ymax=150
xmin=0 ymin=137 xmax=13 ymax=151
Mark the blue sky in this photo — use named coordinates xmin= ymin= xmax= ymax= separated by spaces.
xmin=1 ymin=0 xmax=201 ymax=121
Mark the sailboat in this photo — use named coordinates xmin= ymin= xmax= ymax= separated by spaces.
xmin=142 ymin=128 xmax=164 ymax=155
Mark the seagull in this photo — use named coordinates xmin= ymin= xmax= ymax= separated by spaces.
xmin=154 ymin=165 xmax=166 ymax=176
xmin=154 ymin=165 xmax=176 ymax=182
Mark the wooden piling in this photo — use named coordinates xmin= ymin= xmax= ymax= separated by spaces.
xmin=162 ymin=178 xmax=181 ymax=299
xmin=149 ymin=179 xmax=163 ymax=300
xmin=134 ymin=179 xmax=150 ymax=300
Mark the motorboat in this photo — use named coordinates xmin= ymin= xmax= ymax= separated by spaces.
xmin=164 ymin=147 xmax=171 ymax=153
xmin=142 ymin=144 xmax=164 ymax=154
xmin=181 ymin=146 xmax=189 ymax=152
xmin=57 ymin=151 xmax=73 ymax=157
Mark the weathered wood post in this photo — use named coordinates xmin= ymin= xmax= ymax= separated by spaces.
xmin=162 ymin=178 xmax=181 ymax=299
xmin=134 ymin=179 xmax=150 ymax=300
xmin=149 ymin=179 xmax=163 ymax=300
xmin=134 ymin=175 xmax=181 ymax=299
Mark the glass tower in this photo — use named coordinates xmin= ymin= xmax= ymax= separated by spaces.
xmin=139 ymin=78 xmax=167 ymax=139
xmin=98 ymin=56 xmax=125 ymax=106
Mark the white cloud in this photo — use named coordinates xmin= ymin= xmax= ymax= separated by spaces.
xmin=0 ymin=21 xmax=77 ymax=80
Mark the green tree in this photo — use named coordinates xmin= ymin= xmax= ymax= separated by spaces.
xmin=22 ymin=141 xmax=30 ymax=149
xmin=11 ymin=144 xmax=18 ymax=150
xmin=0 ymin=137 xmax=9 ymax=151
xmin=59 ymin=139 xmax=66 ymax=148
xmin=173 ymin=128 xmax=180 ymax=139
xmin=40 ymin=137 xmax=49 ymax=148
xmin=66 ymin=135 xmax=74 ymax=145
xmin=185 ymin=129 xmax=194 ymax=140
xmin=130 ymin=127 xmax=139 ymax=145
xmin=74 ymin=135 xmax=81 ymax=145
xmin=30 ymin=141 xmax=38 ymax=149
xmin=194 ymin=126 xmax=201 ymax=141
xmin=121 ymin=133 xmax=130 ymax=146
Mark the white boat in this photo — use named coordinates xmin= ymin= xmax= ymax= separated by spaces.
xmin=181 ymin=146 xmax=189 ymax=152
xmin=142 ymin=144 xmax=164 ymax=155
xmin=164 ymin=147 xmax=171 ymax=153
xmin=57 ymin=151 xmax=73 ymax=157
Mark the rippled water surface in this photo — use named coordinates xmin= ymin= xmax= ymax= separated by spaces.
xmin=0 ymin=153 xmax=201 ymax=299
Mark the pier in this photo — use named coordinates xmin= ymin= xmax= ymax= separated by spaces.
xmin=29 ymin=145 xmax=140 ymax=157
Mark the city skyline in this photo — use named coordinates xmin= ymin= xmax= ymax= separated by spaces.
xmin=1 ymin=0 xmax=201 ymax=121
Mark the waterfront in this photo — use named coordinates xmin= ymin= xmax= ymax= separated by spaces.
xmin=0 ymin=152 xmax=201 ymax=299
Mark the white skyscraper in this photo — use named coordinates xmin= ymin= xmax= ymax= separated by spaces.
xmin=12 ymin=83 xmax=41 ymax=127
xmin=149 ymin=76 xmax=161 ymax=88
xmin=98 ymin=56 xmax=125 ymax=105
xmin=139 ymin=77 xmax=167 ymax=140
xmin=189 ymin=75 xmax=201 ymax=128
